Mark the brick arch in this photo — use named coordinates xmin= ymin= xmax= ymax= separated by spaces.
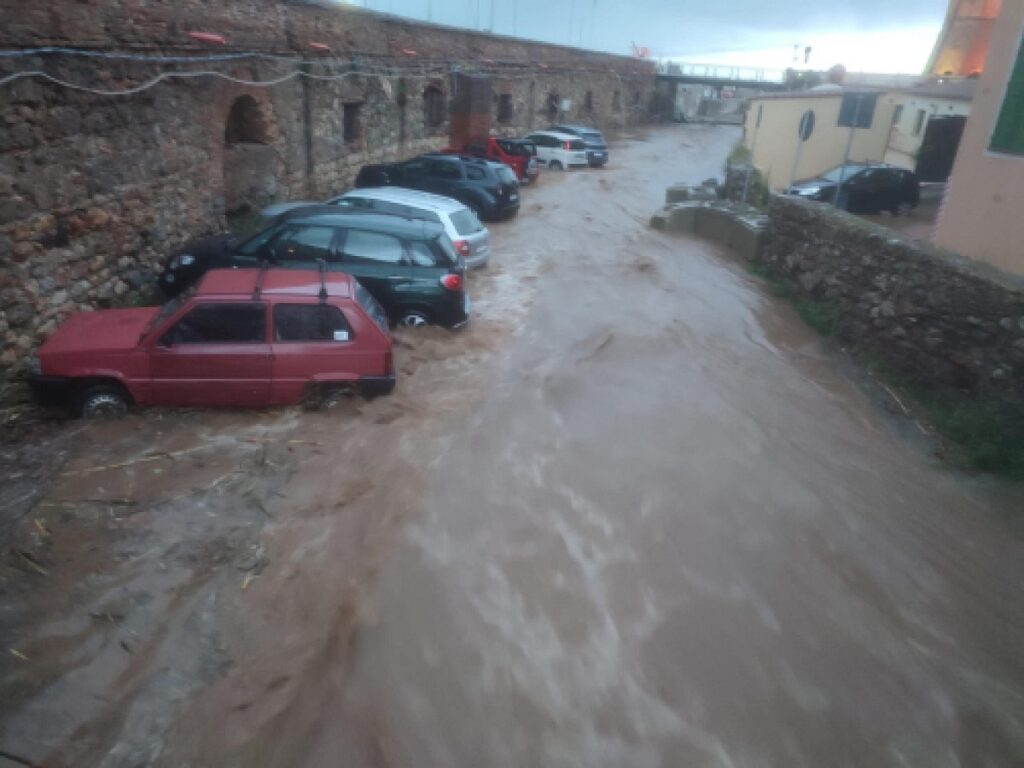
xmin=218 ymin=87 xmax=283 ymax=226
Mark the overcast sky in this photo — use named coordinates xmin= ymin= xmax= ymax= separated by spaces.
xmin=343 ymin=0 xmax=947 ymax=74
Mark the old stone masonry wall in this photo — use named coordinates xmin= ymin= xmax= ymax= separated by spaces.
xmin=0 ymin=0 xmax=655 ymax=376
xmin=763 ymin=196 xmax=1024 ymax=402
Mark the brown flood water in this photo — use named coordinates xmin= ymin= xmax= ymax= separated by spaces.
xmin=1 ymin=125 xmax=1022 ymax=768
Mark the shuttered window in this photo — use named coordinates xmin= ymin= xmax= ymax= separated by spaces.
xmin=990 ymin=33 xmax=1024 ymax=155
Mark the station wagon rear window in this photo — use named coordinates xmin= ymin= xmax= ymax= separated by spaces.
xmin=451 ymin=209 xmax=484 ymax=236
xmin=354 ymin=282 xmax=390 ymax=333
xmin=495 ymin=166 xmax=518 ymax=184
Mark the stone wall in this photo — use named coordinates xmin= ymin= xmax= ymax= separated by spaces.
xmin=761 ymin=196 xmax=1024 ymax=401
xmin=0 ymin=0 xmax=656 ymax=374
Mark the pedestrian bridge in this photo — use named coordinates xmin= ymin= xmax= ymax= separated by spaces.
xmin=656 ymin=61 xmax=788 ymax=90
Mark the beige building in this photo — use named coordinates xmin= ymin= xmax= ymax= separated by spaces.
xmin=743 ymin=90 xmax=896 ymax=189
xmin=935 ymin=1 xmax=1024 ymax=275
xmin=884 ymin=79 xmax=975 ymax=180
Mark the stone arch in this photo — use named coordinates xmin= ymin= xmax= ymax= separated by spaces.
xmin=225 ymin=95 xmax=268 ymax=144
xmin=222 ymin=94 xmax=279 ymax=227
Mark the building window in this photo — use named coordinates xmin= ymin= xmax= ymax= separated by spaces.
xmin=546 ymin=92 xmax=559 ymax=120
xmin=913 ymin=108 xmax=927 ymax=137
xmin=423 ymin=85 xmax=445 ymax=128
xmin=612 ymin=90 xmax=621 ymax=111
xmin=892 ymin=104 xmax=904 ymax=127
xmin=496 ymin=93 xmax=513 ymax=123
xmin=343 ymin=102 xmax=362 ymax=143
xmin=584 ymin=90 xmax=593 ymax=112
xmin=990 ymin=32 xmax=1024 ymax=155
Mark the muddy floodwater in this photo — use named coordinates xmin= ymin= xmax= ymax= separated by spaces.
xmin=1 ymin=125 xmax=1022 ymax=768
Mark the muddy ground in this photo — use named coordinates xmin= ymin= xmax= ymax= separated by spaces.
xmin=1 ymin=125 xmax=1022 ymax=768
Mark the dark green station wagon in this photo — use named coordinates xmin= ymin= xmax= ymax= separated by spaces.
xmin=158 ymin=206 xmax=469 ymax=328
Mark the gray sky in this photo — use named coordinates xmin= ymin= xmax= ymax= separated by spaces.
xmin=346 ymin=0 xmax=948 ymax=73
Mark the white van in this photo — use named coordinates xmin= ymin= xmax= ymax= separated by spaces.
xmin=524 ymin=130 xmax=589 ymax=170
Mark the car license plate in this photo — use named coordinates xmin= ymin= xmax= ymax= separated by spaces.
xmin=510 ymin=193 xmax=518 ymax=201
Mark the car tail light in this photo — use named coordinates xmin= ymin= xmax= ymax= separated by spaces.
xmin=453 ymin=239 xmax=471 ymax=258
xmin=440 ymin=273 xmax=463 ymax=292
xmin=563 ymin=141 xmax=572 ymax=150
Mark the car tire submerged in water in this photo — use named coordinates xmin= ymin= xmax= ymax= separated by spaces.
xmin=397 ymin=309 xmax=431 ymax=328
xmin=893 ymin=201 xmax=914 ymax=216
xmin=549 ymin=160 xmax=563 ymax=171
xmin=79 ymin=383 xmax=130 ymax=419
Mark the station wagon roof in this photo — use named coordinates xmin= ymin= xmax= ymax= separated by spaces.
xmin=196 ymin=269 xmax=354 ymax=299
xmin=279 ymin=210 xmax=445 ymax=239
xmin=334 ymin=187 xmax=469 ymax=214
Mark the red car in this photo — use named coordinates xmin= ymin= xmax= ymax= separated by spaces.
xmin=29 ymin=269 xmax=395 ymax=417
xmin=443 ymin=137 xmax=539 ymax=184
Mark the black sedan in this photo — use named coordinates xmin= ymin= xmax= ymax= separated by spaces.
xmin=786 ymin=164 xmax=920 ymax=215
xmin=355 ymin=154 xmax=520 ymax=222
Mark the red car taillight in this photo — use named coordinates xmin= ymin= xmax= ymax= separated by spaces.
xmin=453 ymin=239 xmax=471 ymax=257
xmin=563 ymin=141 xmax=572 ymax=150
xmin=440 ymin=273 xmax=463 ymax=292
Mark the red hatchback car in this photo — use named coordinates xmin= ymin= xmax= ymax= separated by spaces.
xmin=29 ymin=269 xmax=395 ymax=417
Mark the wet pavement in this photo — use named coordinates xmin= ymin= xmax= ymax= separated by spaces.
xmin=1 ymin=125 xmax=1022 ymax=767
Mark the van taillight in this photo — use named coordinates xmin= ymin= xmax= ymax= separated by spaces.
xmin=440 ymin=273 xmax=463 ymax=292
xmin=453 ymin=239 xmax=471 ymax=257
xmin=563 ymin=141 xmax=572 ymax=150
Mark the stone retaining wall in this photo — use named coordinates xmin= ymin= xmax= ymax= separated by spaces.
xmin=762 ymin=196 xmax=1024 ymax=400
xmin=0 ymin=0 xmax=656 ymax=376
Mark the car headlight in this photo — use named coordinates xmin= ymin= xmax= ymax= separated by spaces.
xmin=797 ymin=186 xmax=821 ymax=196
xmin=28 ymin=350 xmax=42 ymax=376
xmin=168 ymin=253 xmax=195 ymax=270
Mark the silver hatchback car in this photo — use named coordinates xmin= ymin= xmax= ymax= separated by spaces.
xmin=328 ymin=187 xmax=491 ymax=269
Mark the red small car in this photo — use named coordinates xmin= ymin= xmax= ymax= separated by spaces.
xmin=29 ymin=269 xmax=395 ymax=417
xmin=444 ymin=137 xmax=540 ymax=184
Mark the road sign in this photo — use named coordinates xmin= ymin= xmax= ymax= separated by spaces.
xmin=798 ymin=109 xmax=815 ymax=141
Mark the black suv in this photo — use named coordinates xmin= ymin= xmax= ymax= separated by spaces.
xmin=158 ymin=206 xmax=469 ymax=328
xmin=548 ymin=124 xmax=609 ymax=167
xmin=355 ymin=154 xmax=520 ymax=221
xmin=786 ymin=164 xmax=920 ymax=214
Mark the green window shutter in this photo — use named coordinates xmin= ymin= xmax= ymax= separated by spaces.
xmin=990 ymin=33 xmax=1024 ymax=155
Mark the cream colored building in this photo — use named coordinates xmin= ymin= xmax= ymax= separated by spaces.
xmin=935 ymin=1 xmax=1024 ymax=275
xmin=883 ymin=79 xmax=975 ymax=180
xmin=743 ymin=90 xmax=896 ymax=189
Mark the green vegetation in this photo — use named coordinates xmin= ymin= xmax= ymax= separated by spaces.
xmin=924 ymin=398 xmax=1024 ymax=479
xmin=747 ymin=261 xmax=841 ymax=335
xmin=794 ymin=299 xmax=842 ymax=337
xmin=726 ymin=140 xmax=752 ymax=166
xmin=113 ymin=285 xmax=161 ymax=309
xmin=748 ymin=260 xmax=1024 ymax=481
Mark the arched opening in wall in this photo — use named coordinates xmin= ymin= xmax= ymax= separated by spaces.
xmin=424 ymin=85 xmax=445 ymax=130
xmin=223 ymin=95 xmax=278 ymax=228
xmin=496 ymin=93 xmax=514 ymax=123
xmin=546 ymin=92 xmax=559 ymax=121
xmin=631 ymin=90 xmax=641 ymax=107
xmin=612 ymin=90 xmax=621 ymax=112
xmin=584 ymin=90 xmax=593 ymax=113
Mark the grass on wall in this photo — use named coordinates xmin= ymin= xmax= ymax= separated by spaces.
xmin=747 ymin=259 xmax=1024 ymax=481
